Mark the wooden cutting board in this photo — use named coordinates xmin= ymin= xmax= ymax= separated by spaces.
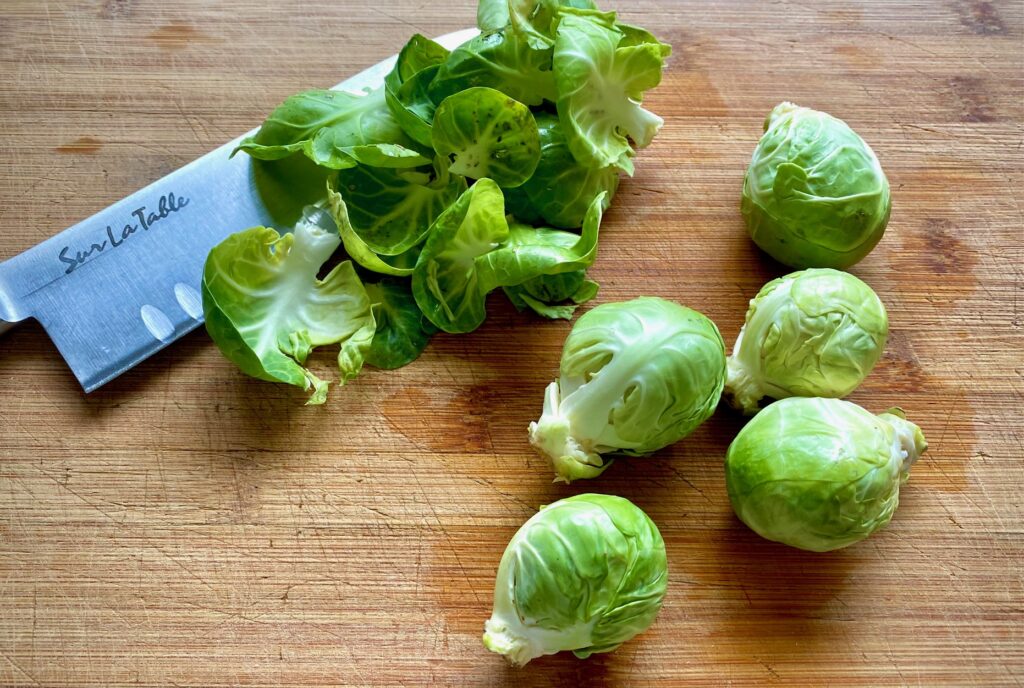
xmin=1 ymin=1 xmax=1020 ymax=685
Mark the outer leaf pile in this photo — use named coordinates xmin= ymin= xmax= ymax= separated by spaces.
xmin=204 ymin=0 xmax=671 ymax=403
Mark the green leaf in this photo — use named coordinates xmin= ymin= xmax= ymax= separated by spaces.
xmin=305 ymin=137 xmax=429 ymax=170
xmin=477 ymin=0 xmax=599 ymax=49
xmin=431 ymin=87 xmax=541 ymax=188
xmin=394 ymin=34 xmax=452 ymax=81
xmin=504 ymin=271 xmax=599 ymax=320
xmin=614 ymin=22 xmax=673 ymax=52
xmin=430 ymin=31 xmax=557 ymax=107
xmin=514 ymin=113 xmax=619 ymax=228
xmin=384 ymin=35 xmax=451 ymax=147
xmin=202 ymin=219 xmax=376 ymax=405
xmin=553 ymin=11 xmax=670 ymax=173
xmin=571 ymin=278 xmax=600 ymax=304
xmin=412 ymin=179 xmax=511 ymax=333
xmin=413 ymin=182 xmax=605 ymax=333
xmin=503 ymin=184 xmax=542 ymax=224
xmin=478 ymin=197 xmax=604 ymax=287
xmin=251 ymin=153 xmax=334 ymax=229
xmin=327 ymin=184 xmax=418 ymax=277
xmin=235 ymin=88 xmax=428 ymax=170
xmin=333 ymin=162 xmax=466 ymax=256
xmin=365 ymin=279 xmax=437 ymax=370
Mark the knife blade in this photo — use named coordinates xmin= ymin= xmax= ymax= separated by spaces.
xmin=0 ymin=28 xmax=478 ymax=393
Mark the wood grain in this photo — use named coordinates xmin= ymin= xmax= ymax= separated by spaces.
xmin=1 ymin=0 xmax=1022 ymax=685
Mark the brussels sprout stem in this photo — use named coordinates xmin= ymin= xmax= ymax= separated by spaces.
xmin=529 ymin=382 xmax=609 ymax=483
xmin=725 ymin=355 xmax=763 ymax=416
xmin=482 ymin=617 xmax=538 ymax=667
xmin=879 ymin=408 xmax=928 ymax=473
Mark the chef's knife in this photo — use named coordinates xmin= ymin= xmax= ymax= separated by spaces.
xmin=0 ymin=28 xmax=478 ymax=393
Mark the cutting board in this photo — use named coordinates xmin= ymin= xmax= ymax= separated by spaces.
xmin=1 ymin=1 xmax=1021 ymax=685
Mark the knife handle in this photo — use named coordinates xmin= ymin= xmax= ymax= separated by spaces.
xmin=0 ymin=320 xmax=15 ymax=337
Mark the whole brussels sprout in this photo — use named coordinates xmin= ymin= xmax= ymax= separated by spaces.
xmin=725 ymin=268 xmax=888 ymax=415
xmin=725 ymin=397 xmax=927 ymax=552
xmin=530 ymin=297 xmax=727 ymax=482
xmin=483 ymin=494 xmax=667 ymax=666
xmin=741 ymin=102 xmax=891 ymax=269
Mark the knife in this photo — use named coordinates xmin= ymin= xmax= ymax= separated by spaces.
xmin=0 ymin=28 xmax=478 ymax=393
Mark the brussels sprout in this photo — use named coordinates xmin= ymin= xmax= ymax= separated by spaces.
xmin=530 ymin=297 xmax=726 ymax=482
xmin=725 ymin=397 xmax=927 ymax=552
xmin=725 ymin=268 xmax=888 ymax=415
xmin=741 ymin=102 xmax=891 ymax=269
xmin=483 ymin=493 xmax=667 ymax=666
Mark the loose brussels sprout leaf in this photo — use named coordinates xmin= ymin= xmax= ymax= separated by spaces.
xmin=431 ymin=87 xmax=541 ymax=188
xmin=530 ymin=297 xmax=726 ymax=482
xmin=554 ymin=11 xmax=671 ymax=174
xmin=384 ymin=35 xmax=451 ymax=147
xmin=202 ymin=216 xmax=375 ymax=405
xmin=393 ymin=34 xmax=452 ymax=81
xmin=333 ymin=162 xmax=466 ymax=256
xmin=412 ymin=179 xmax=510 ymax=333
xmin=390 ymin=65 xmax=444 ymax=148
xmin=515 ymin=113 xmax=619 ymax=228
xmin=483 ymin=493 xmax=667 ymax=666
xmin=365 ymin=278 xmax=437 ymax=370
xmin=478 ymin=0 xmax=599 ymax=49
xmin=614 ymin=22 xmax=667 ymax=49
xmin=742 ymin=102 xmax=891 ymax=269
xmin=252 ymin=153 xmax=334 ymax=229
xmin=725 ymin=398 xmax=928 ymax=552
xmin=326 ymin=185 xmax=417 ymax=277
xmin=234 ymin=88 xmax=430 ymax=170
xmin=479 ymin=208 xmax=602 ymax=286
xmin=413 ymin=182 xmax=604 ymax=333
xmin=725 ymin=268 xmax=888 ymax=415
xmin=504 ymin=270 xmax=599 ymax=320
xmin=503 ymin=184 xmax=542 ymax=224
xmin=430 ymin=31 xmax=557 ymax=107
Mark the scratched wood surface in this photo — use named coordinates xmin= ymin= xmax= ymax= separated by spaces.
xmin=0 ymin=0 xmax=1022 ymax=686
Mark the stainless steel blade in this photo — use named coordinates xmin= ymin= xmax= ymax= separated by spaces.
xmin=0 ymin=28 xmax=478 ymax=392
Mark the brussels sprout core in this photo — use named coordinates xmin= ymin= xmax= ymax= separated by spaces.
xmin=530 ymin=382 xmax=609 ymax=482
xmin=483 ymin=598 xmax=594 ymax=667
xmin=879 ymin=407 xmax=929 ymax=473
